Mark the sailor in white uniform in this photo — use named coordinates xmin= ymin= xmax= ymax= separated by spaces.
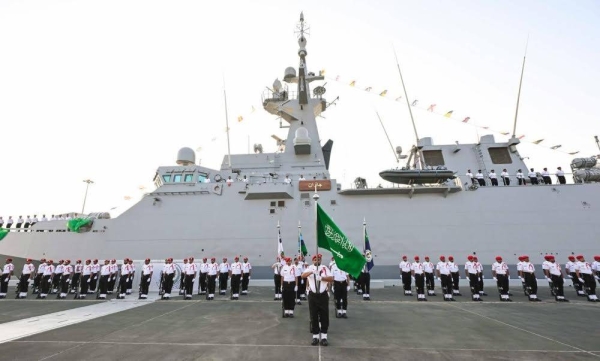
xmin=593 ymin=256 xmax=600 ymax=281
xmin=139 ymin=258 xmax=153 ymax=299
xmin=491 ymin=256 xmax=511 ymax=301
xmin=528 ymin=168 xmax=539 ymax=185
xmin=542 ymin=255 xmax=555 ymax=296
xmin=38 ymin=260 xmax=54 ymax=299
xmin=199 ymin=257 xmax=209 ymax=295
xmin=556 ymin=166 xmax=566 ymax=184
xmin=241 ymin=257 xmax=252 ymax=295
xmin=501 ymin=169 xmax=510 ymax=186
xmin=17 ymin=258 xmax=35 ymax=299
xmin=52 ymin=260 xmax=64 ymax=294
xmin=541 ymin=167 xmax=552 ymax=184
xmin=475 ymin=170 xmax=485 ymax=186
xmin=218 ymin=257 xmax=230 ymax=295
xmin=184 ymin=257 xmax=197 ymax=299
xmin=293 ymin=258 xmax=303 ymax=304
xmin=272 ymin=257 xmax=283 ymax=300
xmin=302 ymin=254 xmax=334 ymax=347
xmin=399 ymin=255 xmax=412 ymax=296
xmin=206 ymin=257 xmax=218 ymax=300
xmin=465 ymin=255 xmax=481 ymax=301
xmin=32 ymin=258 xmax=46 ymax=294
xmin=488 ymin=170 xmax=498 ymax=186
xmin=547 ymin=255 xmax=568 ymax=302
xmin=466 ymin=169 xmax=475 ymax=185
xmin=98 ymin=259 xmax=111 ymax=299
xmin=58 ymin=260 xmax=73 ymax=299
xmin=474 ymin=256 xmax=487 ymax=296
xmin=566 ymin=255 xmax=585 ymax=296
xmin=280 ymin=257 xmax=298 ymax=317
xmin=436 ymin=256 xmax=454 ymax=301
xmin=90 ymin=259 xmax=100 ymax=293
xmin=411 ymin=256 xmax=426 ymax=301
xmin=71 ymin=260 xmax=83 ymax=294
xmin=116 ymin=258 xmax=132 ymax=299
xmin=161 ymin=258 xmax=175 ymax=300
xmin=77 ymin=260 xmax=92 ymax=299
xmin=230 ymin=256 xmax=242 ymax=299
xmin=331 ymin=259 xmax=350 ymax=317
xmin=179 ymin=258 xmax=188 ymax=295
xmin=448 ymin=256 xmax=461 ymax=296
xmin=423 ymin=256 xmax=436 ymax=296
xmin=521 ymin=255 xmax=540 ymax=301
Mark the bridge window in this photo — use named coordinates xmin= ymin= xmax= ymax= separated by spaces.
xmin=278 ymin=201 xmax=285 ymax=207
xmin=163 ymin=175 xmax=172 ymax=182
xmin=488 ymin=147 xmax=512 ymax=164
xmin=198 ymin=174 xmax=207 ymax=183
xmin=423 ymin=150 xmax=445 ymax=166
xmin=173 ymin=174 xmax=182 ymax=182
xmin=184 ymin=174 xmax=193 ymax=182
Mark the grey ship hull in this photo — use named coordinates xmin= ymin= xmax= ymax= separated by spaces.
xmin=2 ymin=181 xmax=598 ymax=277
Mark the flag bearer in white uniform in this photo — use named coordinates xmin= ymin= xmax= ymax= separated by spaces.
xmin=399 ymin=255 xmax=412 ymax=296
xmin=436 ymin=256 xmax=454 ymax=301
xmin=423 ymin=256 xmax=436 ymax=296
xmin=184 ymin=257 xmax=197 ymax=300
xmin=17 ymin=258 xmax=35 ymax=299
xmin=98 ymin=259 xmax=111 ymax=299
xmin=411 ymin=256 xmax=426 ymax=301
xmin=206 ymin=257 xmax=218 ymax=300
xmin=161 ymin=258 xmax=175 ymax=300
xmin=302 ymin=254 xmax=334 ymax=347
xmin=566 ymin=255 xmax=585 ymax=296
xmin=58 ymin=260 xmax=73 ymax=299
xmin=218 ymin=257 xmax=230 ymax=295
xmin=575 ymin=255 xmax=599 ymax=302
xmin=33 ymin=258 xmax=46 ymax=294
xmin=521 ymin=255 xmax=540 ymax=301
xmin=38 ymin=260 xmax=54 ymax=299
xmin=280 ymin=257 xmax=298 ymax=318
xmin=331 ymin=259 xmax=350 ymax=318
xmin=241 ymin=257 xmax=252 ymax=295
xmin=71 ymin=260 xmax=83 ymax=294
xmin=491 ymin=256 xmax=511 ymax=301
xmin=139 ymin=258 xmax=153 ymax=299
xmin=547 ymin=256 xmax=568 ymax=302
xmin=198 ymin=257 xmax=208 ymax=295
xmin=230 ymin=256 xmax=242 ymax=300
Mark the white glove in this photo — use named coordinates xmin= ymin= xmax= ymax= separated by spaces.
xmin=481 ymin=275 xmax=484 ymax=279
xmin=567 ymin=274 xmax=573 ymax=279
xmin=248 ymin=276 xmax=251 ymax=280
xmin=493 ymin=277 xmax=497 ymax=281
xmin=346 ymin=286 xmax=350 ymax=291
xmin=595 ymin=276 xmax=600 ymax=281
xmin=67 ymin=279 xmax=71 ymax=284
xmin=127 ymin=278 xmax=131 ymax=282
xmin=4 ymin=278 xmax=8 ymax=282
xmin=147 ymin=278 xmax=151 ymax=283
xmin=294 ymin=286 xmax=298 ymax=292
xmin=545 ymin=276 xmax=550 ymax=281
xmin=519 ymin=277 xmax=524 ymax=282
xmin=436 ymin=277 xmax=440 ymax=281
xmin=578 ymin=278 xmax=584 ymax=283
xmin=87 ymin=278 xmax=91 ymax=283
xmin=315 ymin=275 xmax=322 ymax=282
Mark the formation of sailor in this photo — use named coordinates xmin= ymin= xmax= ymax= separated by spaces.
xmin=399 ymin=255 xmax=412 ymax=295
xmin=331 ymin=258 xmax=350 ymax=318
xmin=491 ymin=256 xmax=511 ymax=301
xmin=280 ymin=257 xmax=298 ymax=317
xmin=302 ymin=254 xmax=333 ymax=346
xmin=241 ymin=257 xmax=252 ymax=295
xmin=230 ymin=256 xmax=242 ymax=299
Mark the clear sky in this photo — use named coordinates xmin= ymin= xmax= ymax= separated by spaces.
xmin=1 ymin=0 xmax=599 ymax=218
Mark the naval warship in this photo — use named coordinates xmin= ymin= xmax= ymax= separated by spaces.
xmin=1 ymin=13 xmax=599 ymax=279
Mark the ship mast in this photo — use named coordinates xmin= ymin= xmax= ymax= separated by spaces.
xmin=511 ymin=37 xmax=528 ymax=141
xmin=296 ymin=12 xmax=309 ymax=107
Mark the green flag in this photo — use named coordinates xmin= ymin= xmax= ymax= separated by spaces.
xmin=316 ymin=203 xmax=366 ymax=278
xmin=67 ymin=218 xmax=92 ymax=233
xmin=299 ymin=233 xmax=308 ymax=256
xmin=0 ymin=229 xmax=8 ymax=241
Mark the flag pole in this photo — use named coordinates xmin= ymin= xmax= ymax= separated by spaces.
xmin=298 ymin=220 xmax=302 ymax=257
xmin=313 ymin=184 xmax=320 ymax=257
xmin=363 ymin=218 xmax=366 ymax=253
xmin=277 ymin=220 xmax=281 ymax=258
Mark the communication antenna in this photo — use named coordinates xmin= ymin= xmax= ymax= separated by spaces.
xmin=375 ymin=111 xmax=399 ymax=163
xmin=223 ymin=76 xmax=232 ymax=168
xmin=511 ymin=36 xmax=529 ymax=139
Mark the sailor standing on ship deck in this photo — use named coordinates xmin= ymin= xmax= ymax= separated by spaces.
xmin=593 ymin=256 xmax=600 ymax=281
xmin=58 ymin=260 xmax=73 ymax=299
xmin=475 ymin=170 xmax=485 ymax=186
xmin=359 ymin=253 xmax=371 ymax=300
xmin=179 ymin=258 xmax=188 ymax=295
xmin=488 ymin=170 xmax=499 ymax=186
xmin=528 ymin=168 xmax=539 ymax=185
xmin=399 ymin=255 xmax=412 ymax=296
xmin=218 ymin=257 xmax=230 ymax=295
xmin=542 ymin=256 xmax=555 ymax=296
xmin=541 ymin=168 xmax=552 ymax=184
xmin=516 ymin=169 xmax=525 ymax=185
xmin=474 ymin=256 xmax=487 ymax=296
xmin=90 ymin=259 xmax=100 ymax=293
xmin=127 ymin=258 xmax=134 ymax=295
xmin=556 ymin=167 xmax=566 ymax=184
xmin=108 ymin=259 xmax=118 ymax=294
xmin=117 ymin=258 xmax=132 ymax=299
xmin=448 ymin=256 xmax=461 ymax=296
xmin=98 ymin=259 xmax=111 ymax=299
xmin=465 ymin=255 xmax=481 ymax=301
xmin=139 ymin=258 xmax=153 ymax=299
xmin=17 ymin=258 xmax=34 ymax=299
xmin=52 ymin=260 xmax=64 ymax=294
xmin=199 ymin=257 xmax=209 ymax=295
xmin=302 ymin=254 xmax=334 ymax=347
xmin=466 ymin=170 xmax=475 ymax=185
xmin=241 ymin=257 xmax=252 ymax=295
xmin=293 ymin=258 xmax=303 ymax=304
xmin=501 ymin=169 xmax=510 ymax=186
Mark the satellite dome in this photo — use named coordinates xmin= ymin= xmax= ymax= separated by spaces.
xmin=176 ymin=147 xmax=196 ymax=166
xmin=273 ymin=79 xmax=282 ymax=92
xmin=284 ymin=67 xmax=296 ymax=82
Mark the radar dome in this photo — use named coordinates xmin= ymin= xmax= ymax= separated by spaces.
xmin=273 ymin=79 xmax=282 ymax=92
xmin=284 ymin=67 xmax=296 ymax=82
xmin=176 ymin=147 xmax=196 ymax=166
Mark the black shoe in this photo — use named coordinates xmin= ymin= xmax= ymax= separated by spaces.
xmin=320 ymin=339 xmax=328 ymax=346
xmin=283 ymin=314 xmax=288 ymax=318
xmin=563 ymin=299 xmax=570 ymax=302
xmin=342 ymin=313 xmax=347 ymax=318
xmin=289 ymin=314 xmax=294 ymax=318
xmin=450 ymin=298 xmax=456 ymax=301
xmin=311 ymin=338 xmax=319 ymax=346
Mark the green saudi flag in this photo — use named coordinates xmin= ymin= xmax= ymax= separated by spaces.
xmin=0 ymin=229 xmax=8 ymax=241
xmin=316 ymin=203 xmax=366 ymax=278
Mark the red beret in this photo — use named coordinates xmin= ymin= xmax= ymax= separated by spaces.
xmin=495 ymin=256 xmax=502 ymax=261
xmin=439 ymin=256 xmax=445 ymax=260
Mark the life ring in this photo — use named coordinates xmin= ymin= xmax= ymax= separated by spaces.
xmin=214 ymin=174 xmax=222 ymax=182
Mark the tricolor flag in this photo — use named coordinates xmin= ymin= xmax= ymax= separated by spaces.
xmin=364 ymin=227 xmax=374 ymax=271
xmin=278 ymin=229 xmax=284 ymax=256
xmin=532 ymin=139 xmax=544 ymax=144
xmin=444 ymin=110 xmax=453 ymax=118
xmin=379 ymin=90 xmax=387 ymax=97
xmin=316 ymin=204 xmax=366 ymax=278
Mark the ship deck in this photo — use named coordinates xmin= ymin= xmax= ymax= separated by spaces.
xmin=0 ymin=286 xmax=599 ymax=361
